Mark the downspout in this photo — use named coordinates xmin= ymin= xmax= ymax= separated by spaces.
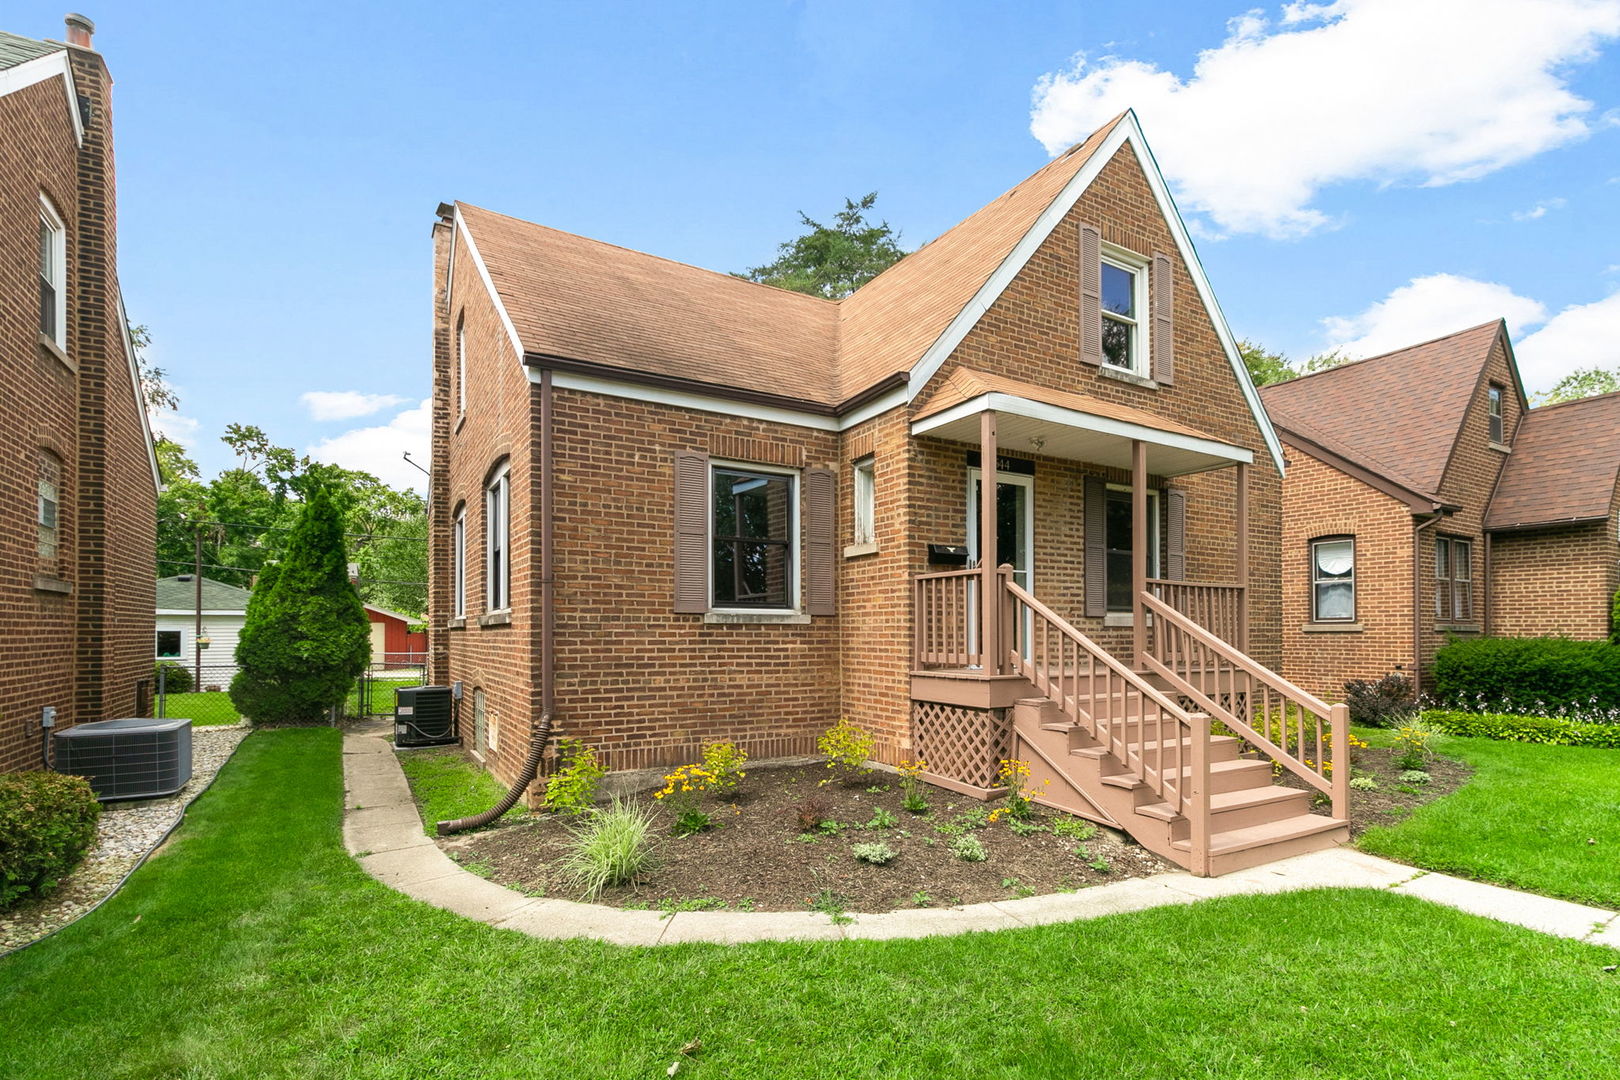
xmin=438 ymin=369 xmax=557 ymax=834
xmin=1411 ymin=512 xmax=1445 ymax=697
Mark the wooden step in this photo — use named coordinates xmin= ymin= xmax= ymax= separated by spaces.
xmin=1132 ymin=783 xmax=1309 ymax=827
xmin=1172 ymin=814 xmax=1348 ymax=874
xmin=1094 ymin=757 xmax=1271 ymax=795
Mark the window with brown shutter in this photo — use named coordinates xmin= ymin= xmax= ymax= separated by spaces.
xmin=1151 ymin=252 xmax=1174 ymax=385
xmin=672 ymin=452 xmax=710 ymax=613
xmin=1079 ymin=225 xmax=1102 ymax=366
xmin=804 ymin=467 xmax=835 ymax=616
xmin=710 ymin=464 xmax=797 ymax=610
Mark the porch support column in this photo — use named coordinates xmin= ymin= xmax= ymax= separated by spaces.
xmin=1235 ymin=462 xmax=1249 ymax=651
xmin=1132 ymin=439 xmax=1147 ymax=667
xmin=980 ymin=410 xmax=1000 ymax=674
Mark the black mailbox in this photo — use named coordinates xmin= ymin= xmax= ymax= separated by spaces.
xmin=927 ymin=544 xmax=971 ymax=567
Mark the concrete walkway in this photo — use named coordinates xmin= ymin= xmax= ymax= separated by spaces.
xmin=342 ymin=727 xmax=1620 ymax=948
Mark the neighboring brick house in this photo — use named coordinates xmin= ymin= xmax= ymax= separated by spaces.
xmin=1260 ymin=321 xmax=1535 ymax=699
xmin=1485 ymin=391 xmax=1620 ymax=642
xmin=431 ymin=111 xmax=1356 ymax=875
xmin=0 ymin=17 xmax=159 ymax=772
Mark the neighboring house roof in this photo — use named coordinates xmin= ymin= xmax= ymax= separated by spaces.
xmin=449 ymin=111 xmax=1286 ymax=471
xmin=1260 ymin=321 xmax=1508 ymax=502
xmin=156 ymin=575 xmax=252 ymax=612
xmin=363 ymin=604 xmax=422 ymax=625
xmin=0 ymin=29 xmax=59 ymax=69
xmin=1486 ymin=391 xmax=1620 ymax=531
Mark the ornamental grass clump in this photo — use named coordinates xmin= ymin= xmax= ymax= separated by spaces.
xmin=558 ymin=799 xmax=656 ymax=900
xmin=541 ymin=739 xmax=606 ymax=815
xmin=897 ymin=758 xmax=929 ymax=813
xmin=653 ymin=763 xmax=717 ymax=835
xmin=818 ymin=719 xmax=874 ymax=784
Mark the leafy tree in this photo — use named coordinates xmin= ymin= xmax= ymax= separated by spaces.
xmin=738 ymin=192 xmax=906 ymax=299
xmin=1238 ymin=339 xmax=1296 ymax=386
xmin=128 ymin=322 xmax=179 ymax=413
xmin=1535 ymin=367 xmax=1620 ymax=406
xmin=1300 ymin=349 xmax=1352 ymax=375
xmin=229 ymin=484 xmax=370 ymax=723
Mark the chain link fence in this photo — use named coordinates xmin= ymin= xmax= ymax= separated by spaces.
xmin=153 ymin=661 xmax=428 ymax=725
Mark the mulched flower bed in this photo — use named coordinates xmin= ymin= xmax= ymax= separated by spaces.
xmin=440 ymin=764 xmax=1171 ymax=913
xmin=1274 ymin=741 xmax=1471 ymax=838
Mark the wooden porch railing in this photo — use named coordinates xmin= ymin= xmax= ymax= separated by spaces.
xmin=913 ymin=567 xmax=984 ymax=670
xmin=1146 ymin=578 xmax=1246 ymax=650
xmin=1140 ymin=591 xmax=1348 ymax=820
xmin=1002 ymin=579 xmax=1215 ymax=870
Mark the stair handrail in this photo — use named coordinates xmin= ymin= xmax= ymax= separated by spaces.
xmin=1140 ymin=590 xmax=1349 ymax=819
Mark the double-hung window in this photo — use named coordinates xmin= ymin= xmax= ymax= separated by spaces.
xmin=1488 ymin=385 xmax=1504 ymax=444
xmin=1104 ymin=486 xmax=1159 ymax=612
xmin=452 ymin=508 xmax=467 ymax=618
xmin=38 ymin=197 xmax=66 ymax=348
xmin=1436 ymin=537 xmax=1472 ymax=621
xmin=456 ymin=314 xmax=467 ymax=416
xmin=1311 ymin=537 xmax=1355 ymax=621
xmin=851 ymin=457 xmax=875 ymax=546
xmin=485 ymin=466 xmax=509 ymax=612
xmin=711 ymin=464 xmax=796 ymax=610
xmin=1100 ymin=249 xmax=1148 ymax=374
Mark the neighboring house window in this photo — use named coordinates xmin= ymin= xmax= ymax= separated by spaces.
xmin=452 ymin=507 xmax=466 ymax=618
xmin=485 ymin=464 xmax=510 ymax=611
xmin=1100 ymin=249 xmax=1148 ymax=374
xmin=1436 ymin=537 xmax=1473 ymax=621
xmin=38 ymin=196 xmax=66 ymax=347
xmin=1488 ymin=384 xmax=1504 ymax=444
xmin=852 ymin=456 xmax=875 ymax=545
xmin=456 ymin=313 xmax=467 ymax=415
xmin=156 ymin=630 xmax=182 ymax=658
xmin=38 ymin=452 xmax=61 ymax=561
xmin=712 ymin=464 xmax=796 ymax=609
xmin=1104 ymin=487 xmax=1159 ymax=612
xmin=1311 ymin=537 xmax=1355 ymax=621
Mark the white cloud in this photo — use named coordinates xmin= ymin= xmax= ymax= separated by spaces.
xmin=307 ymin=399 xmax=430 ymax=492
xmin=299 ymin=390 xmax=409 ymax=422
xmin=1517 ymin=291 xmax=1620 ymax=389
xmin=1510 ymin=197 xmax=1567 ymax=221
xmin=1030 ymin=0 xmax=1620 ymax=238
xmin=1320 ymin=273 xmax=1547 ymax=358
xmin=149 ymin=408 xmax=201 ymax=448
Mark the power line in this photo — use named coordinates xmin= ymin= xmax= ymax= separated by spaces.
xmin=158 ymin=517 xmax=427 ymax=543
xmin=156 ymin=558 xmax=427 ymax=587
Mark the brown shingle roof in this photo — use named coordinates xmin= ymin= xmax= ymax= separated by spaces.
xmin=455 ymin=114 xmax=1127 ymax=407
xmin=1259 ymin=321 xmax=1505 ymax=499
xmin=915 ymin=367 xmax=1221 ymax=443
xmin=1486 ymin=391 xmax=1620 ymax=531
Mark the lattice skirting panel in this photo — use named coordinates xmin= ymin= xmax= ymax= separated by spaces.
xmin=912 ymin=702 xmax=1011 ymax=791
xmin=1173 ymin=691 xmax=1250 ymax=719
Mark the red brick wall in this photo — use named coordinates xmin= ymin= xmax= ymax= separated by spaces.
xmin=1490 ymin=514 xmax=1620 ymax=640
xmin=1275 ymin=446 xmax=1416 ymax=699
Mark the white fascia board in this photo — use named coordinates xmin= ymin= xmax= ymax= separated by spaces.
xmin=912 ymin=391 xmax=1254 ymax=465
xmin=539 ymin=368 xmax=906 ymax=433
xmin=902 ymin=111 xmax=1286 ymax=476
xmin=452 ymin=207 xmax=525 ymax=362
xmin=0 ymin=51 xmax=83 ymax=145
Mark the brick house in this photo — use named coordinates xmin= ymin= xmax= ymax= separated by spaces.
xmin=1260 ymin=320 xmax=1586 ymax=700
xmin=0 ymin=17 xmax=159 ymax=772
xmin=430 ymin=112 xmax=1354 ymax=875
xmin=1485 ymin=391 xmax=1620 ymax=642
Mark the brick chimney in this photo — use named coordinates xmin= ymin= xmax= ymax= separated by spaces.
xmin=64 ymin=13 xmax=95 ymax=49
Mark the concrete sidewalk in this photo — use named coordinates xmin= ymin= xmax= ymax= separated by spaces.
xmin=342 ymin=726 xmax=1620 ymax=948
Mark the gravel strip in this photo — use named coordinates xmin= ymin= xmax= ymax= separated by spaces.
xmin=0 ymin=724 xmax=251 ymax=954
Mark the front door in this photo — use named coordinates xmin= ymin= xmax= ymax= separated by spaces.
xmin=967 ymin=469 xmax=1034 ymax=656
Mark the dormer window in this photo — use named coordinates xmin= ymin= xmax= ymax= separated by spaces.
xmin=1100 ymin=251 xmax=1148 ymax=373
xmin=1488 ymin=384 xmax=1504 ymax=444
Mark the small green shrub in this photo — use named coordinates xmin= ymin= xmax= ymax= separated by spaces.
xmin=851 ymin=842 xmax=895 ymax=865
xmin=817 ymin=719 xmax=874 ymax=783
xmin=1399 ymin=770 xmax=1432 ymax=785
xmin=1342 ymin=673 xmax=1417 ymax=728
xmin=1391 ymin=724 xmax=1433 ymax=771
xmin=0 ymin=771 xmax=101 ymax=909
xmin=700 ymin=740 xmax=748 ymax=799
xmin=1052 ymin=817 xmax=1098 ymax=841
xmin=154 ymin=661 xmax=193 ymax=694
xmin=557 ymin=799 xmax=656 ymax=899
xmin=1431 ymin=636 xmax=1620 ymax=713
xmin=792 ymin=794 xmax=828 ymax=832
xmin=1611 ymin=588 xmax=1620 ymax=646
xmin=542 ymin=739 xmax=606 ymax=814
xmin=935 ymin=806 xmax=990 ymax=837
xmin=1007 ymin=818 xmax=1047 ymax=836
xmin=1349 ymin=776 xmax=1380 ymax=792
xmin=950 ymin=834 xmax=986 ymax=862
xmin=912 ymin=890 xmax=933 ymax=907
xmin=1423 ymin=709 xmax=1620 ymax=748
xmin=862 ymin=807 xmax=897 ymax=830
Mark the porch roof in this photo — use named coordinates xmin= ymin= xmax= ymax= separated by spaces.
xmin=912 ymin=369 xmax=1253 ymax=476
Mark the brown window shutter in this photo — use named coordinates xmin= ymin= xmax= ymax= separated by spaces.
xmin=804 ymin=466 xmax=836 ymax=616
xmin=1079 ymin=224 xmax=1102 ymax=366
xmin=1165 ymin=489 xmax=1186 ymax=581
xmin=1084 ymin=476 xmax=1106 ymax=617
xmin=673 ymin=452 xmax=709 ymax=613
xmin=1152 ymin=252 xmax=1174 ymax=385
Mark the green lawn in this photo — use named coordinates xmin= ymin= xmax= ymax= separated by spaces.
xmin=1 ymin=729 xmax=1616 ymax=1079
xmin=396 ymin=744 xmax=527 ymax=834
xmin=348 ymin=676 xmax=421 ymax=716
xmin=156 ymin=690 xmax=240 ymax=726
xmin=1356 ymin=728 xmax=1620 ymax=908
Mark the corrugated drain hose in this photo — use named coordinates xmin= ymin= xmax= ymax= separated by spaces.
xmin=436 ymin=710 xmax=553 ymax=835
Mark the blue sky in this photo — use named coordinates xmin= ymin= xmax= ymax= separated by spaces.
xmin=13 ymin=1 xmax=1619 ymax=489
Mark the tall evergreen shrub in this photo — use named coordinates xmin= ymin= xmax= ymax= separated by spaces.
xmin=230 ymin=485 xmax=370 ymax=722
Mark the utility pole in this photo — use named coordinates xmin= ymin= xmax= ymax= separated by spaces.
xmin=194 ymin=528 xmax=204 ymax=689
